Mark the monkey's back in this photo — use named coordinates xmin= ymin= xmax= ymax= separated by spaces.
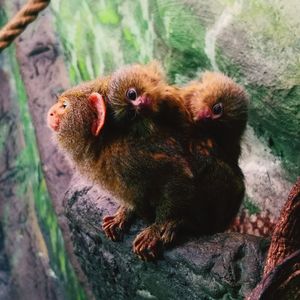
xmin=90 ymin=129 xmax=195 ymax=221
xmin=88 ymin=126 xmax=243 ymax=236
xmin=189 ymin=152 xmax=245 ymax=234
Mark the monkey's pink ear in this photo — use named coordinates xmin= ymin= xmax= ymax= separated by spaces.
xmin=88 ymin=92 xmax=106 ymax=136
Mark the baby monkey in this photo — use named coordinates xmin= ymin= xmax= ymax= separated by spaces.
xmin=106 ymin=61 xmax=191 ymax=135
xmin=182 ymin=71 xmax=249 ymax=165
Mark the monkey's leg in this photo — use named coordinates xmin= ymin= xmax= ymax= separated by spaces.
xmin=133 ymin=174 xmax=194 ymax=260
xmin=132 ymin=220 xmax=184 ymax=261
xmin=102 ymin=206 xmax=135 ymax=241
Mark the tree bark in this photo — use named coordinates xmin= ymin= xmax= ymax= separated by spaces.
xmin=63 ymin=174 xmax=269 ymax=300
xmin=264 ymin=178 xmax=300 ymax=275
xmin=247 ymin=178 xmax=300 ymax=300
xmin=8 ymin=0 xmax=93 ymax=298
xmin=0 ymin=52 xmax=63 ymax=300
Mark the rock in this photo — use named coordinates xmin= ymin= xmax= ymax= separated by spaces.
xmin=64 ymin=175 xmax=269 ymax=300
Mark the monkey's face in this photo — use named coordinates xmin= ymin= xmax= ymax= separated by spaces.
xmin=107 ymin=63 xmax=166 ymax=123
xmin=47 ymin=91 xmax=106 ymax=152
xmin=186 ymin=72 xmax=248 ymax=134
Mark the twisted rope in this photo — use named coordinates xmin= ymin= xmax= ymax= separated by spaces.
xmin=0 ymin=0 xmax=50 ymax=52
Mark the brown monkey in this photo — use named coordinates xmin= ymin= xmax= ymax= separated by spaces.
xmin=47 ymin=73 xmax=195 ymax=261
xmin=178 ymin=72 xmax=249 ymax=232
xmin=182 ymin=71 xmax=249 ymax=165
xmin=99 ymin=65 xmax=246 ymax=259
xmin=106 ymin=61 xmax=191 ymax=134
xmin=47 ymin=65 xmax=247 ymax=261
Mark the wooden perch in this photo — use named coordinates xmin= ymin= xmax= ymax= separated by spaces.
xmin=248 ymin=178 xmax=300 ymax=299
xmin=63 ymin=174 xmax=269 ymax=300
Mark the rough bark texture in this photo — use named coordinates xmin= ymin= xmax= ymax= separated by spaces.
xmin=11 ymin=1 xmax=92 ymax=298
xmin=248 ymin=250 xmax=300 ymax=300
xmin=0 ymin=58 xmax=63 ymax=300
xmin=248 ymin=179 xmax=300 ymax=300
xmin=264 ymin=178 xmax=300 ymax=275
xmin=64 ymin=174 xmax=269 ymax=300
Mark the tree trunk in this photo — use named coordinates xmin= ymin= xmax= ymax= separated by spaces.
xmin=0 ymin=50 xmax=63 ymax=300
xmin=247 ymin=178 xmax=300 ymax=300
xmin=63 ymin=174 xmax=269 ymax=300
xmin=10 ymin=0 xmax=94 ymax=298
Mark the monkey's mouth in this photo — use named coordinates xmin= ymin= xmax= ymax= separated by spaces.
xmin=47 ymin=116 xmax=60 ymax=132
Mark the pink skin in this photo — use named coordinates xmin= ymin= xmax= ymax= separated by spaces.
xmin=47 ymin=108 xmax=60 ymax=131
xmin=194 ymin=107 xmax=212 ymax=121
xmin=89 ymin=92 xmax=106 ymax=136
xmin=131 ymin=95 xmax=152 ymax=111
xmin=132 ymin=227 xmax=161 ymax=261
xmin=194 ymin=107 xmax=222 ymax=122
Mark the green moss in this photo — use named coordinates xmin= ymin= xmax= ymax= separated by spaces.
xmin=77 ymin=57 xmax=91 ymax=81
xmin=0 ymin=125 xmax=9 ymax=153
xmin=152 ymin=0 xmax=211 ymax=83
xmin=134 ymin=2 xmax=148 ymax=34
xmin=243 ymin=197 xmax=260 ymax=215
xmin=123 ymin=27 xmax=139 ymax=51
xmin=98 ymin=7 xmax=121 ymax=25
xmin=0 ymin=6 xmax=7 ymax=27
xmin=215 ymin=49 xmax=243 ymax=80
xmin=102 ymin=51 xmax=117 ymax=74
xmin=247 ymin=85 xmax=300 ymax=180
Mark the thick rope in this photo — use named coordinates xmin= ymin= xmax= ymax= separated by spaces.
xmin=0 ymin=0 xmax=50 ymax=52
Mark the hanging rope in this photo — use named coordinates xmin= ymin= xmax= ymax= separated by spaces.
xmin=0 ymin=0 xmax=50 ymax=52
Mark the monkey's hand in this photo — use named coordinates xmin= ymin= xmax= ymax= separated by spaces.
xmin=102 ymin=206 xmax=135 ymax=241
xmin=133 ymin=224 xmax=162 ymax=261
xmin=133 ymin=221 xmax=179 ymax=261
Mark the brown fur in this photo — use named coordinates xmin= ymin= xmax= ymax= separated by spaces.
xmin=182 ymin=71 xmax=249 ymax=164
xmin=107 ymin=62 xmax=191 ymax=135
xmin=103 ymin=65 xmax=246 ymax=260
xmin=47 ymin=65 xmax=247 ymax=261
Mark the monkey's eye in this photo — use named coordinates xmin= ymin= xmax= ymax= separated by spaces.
xmin=62 ymin=100 xmax=69 ymax=109
xmin=212 ymin=103 xmax=223 ymax=116
xmin=126 ymin=88 xmax=137 ymax=101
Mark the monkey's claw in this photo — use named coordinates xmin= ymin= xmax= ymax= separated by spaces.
xmin=102 ymin=213 xmax=126 ymax=242
xmin=133 ymin=226 xmax=162 ymax=261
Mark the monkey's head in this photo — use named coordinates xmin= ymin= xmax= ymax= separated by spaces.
xmin=184 ymin=72 xmax=249 ymax=138
xmin=47 ymin=83 xmax=106 ymax=160
xmin=107 ymin=61 xmax=167 ymax=124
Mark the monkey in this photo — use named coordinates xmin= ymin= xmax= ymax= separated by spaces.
xmin=98 ymin=64 xmax=247 ymax=259
xmin=47 ymin=72 xmax=196 ymax=261
xmin=178 ymin=72 xmax=249 ymax=232
xmin=106 ymin=61 xmax=191 ymax=135
xmin=181 ymin=71 xmax=249 ymax=165
xmin=47 ymin=64 xmax=247 ymax=261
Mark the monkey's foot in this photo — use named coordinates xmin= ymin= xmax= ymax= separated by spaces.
xmin=102 ymin=206 xmax=133 ymax=241
xmin=133 ymin=225 xmax=163 ymax=261
xmin=160 ymin=221 xmax=179 ymax=246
